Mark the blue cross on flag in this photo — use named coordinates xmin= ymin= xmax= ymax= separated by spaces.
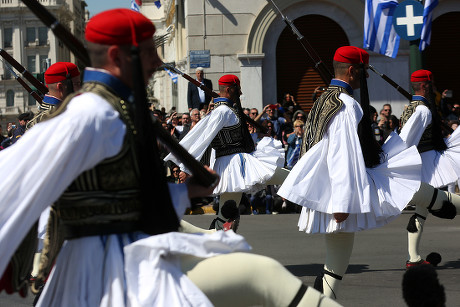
xmin=392 ymin=0 xmax=424 ymax=41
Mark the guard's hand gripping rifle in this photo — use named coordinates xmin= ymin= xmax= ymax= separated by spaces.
xmin=0 ymin=48 xmax=48 ymax=95
xmin=20 ymin=0 xmax=218 ymax=191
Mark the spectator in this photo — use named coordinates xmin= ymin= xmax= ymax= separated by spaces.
xmin=370 ymin=105 xmax=384 ymax=144
xmin=250 ymin=186 xmax=275 ymax=215
xmin=381 ymin=103 xmax=392 ymax=117
xmin=247 ymin=122 xmax=258 ymax=144
xmin=11 ymin=112 xmax=33 ymax=145
xmin=167 ymin=112 xmax=182 ymax=139
xmin=0 ymin=122 xmax=15 ymax=149
xmin=179 ymin=108 xmax=201 ymax=141
xmin=258 ymin=120 xmax=276 ymax=140
xmin=383 ymin=115 xmax=399 ymax=141
xmin=439 ymin=89 xmax=453 ymax=119
xmin=292 ymin=110 xmax=306 ymax=123
xmin=187 ymin=67 xmax=213 ymax=111
xmin=286 ymin=119 xmax=304 ymax=169
xmin=181 ymin=112 xmax=191 ymax=126
xmin=445 ymin=102 xmax=460 ymax=121
xmin=281 ymin=110 xmax=294 ymax=146
xmin=249 ymin=108 xmax=259 ymax=120
xmin=166 ymin=164 xmax=182 ymax=184
xmin=243 ymin=108 xmax=250 ymax=116
xmin=256 ymin=104 xmax=286 ymax=139
xmin=281 ymin=93 xmax=299 ymax=111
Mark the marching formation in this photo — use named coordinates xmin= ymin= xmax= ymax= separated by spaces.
xmin=0 ymin=3 xmax=458 ymax=307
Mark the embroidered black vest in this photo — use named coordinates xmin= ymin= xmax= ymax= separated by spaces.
xmin=50 ymin=82 xmax=143 ymax=239
xmin=210 ymin=100 xmax=255 ymax=158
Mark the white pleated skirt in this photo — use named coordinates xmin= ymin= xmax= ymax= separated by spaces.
xmin=422 ymin=127 xmax=460 ymax=188
xmin=36 ymin=231 xmax=250 ymax=307
xmin=211 ymin=137 xmax=285 ymax=195
xmin=279 ymin=133 xmax=422 ymax=233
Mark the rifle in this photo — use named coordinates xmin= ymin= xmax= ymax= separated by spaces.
xmin=163 ymin=63 xmax=268 ymax=134
xmin=368 ymin=64 xmax=453 ymax=134
xmin=0 ymin=48 xmax=48 ymax=95
xmin=20 ymin=0 xmax=218 ymax=189
xmin=368 ymin=65 xmax=412 ymax=100
xmin=1 ymin=59 xmax=43 ymax=105
xmin=267 ymin=0 xmax=333 ymax=84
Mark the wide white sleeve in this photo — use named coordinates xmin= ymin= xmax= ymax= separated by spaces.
xmin=164 ymin=106 xmax=238 ymax=172
xmin=325 ymin=95 xmax=370 ymax=213
xmin=0 ymin=93 xmax=126 ymax=276
xmin=399 ymin=105 xmax=432 ymax=147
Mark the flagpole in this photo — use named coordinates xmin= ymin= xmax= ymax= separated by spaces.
xmin=409 ymin=0 xmax=424 ymax=76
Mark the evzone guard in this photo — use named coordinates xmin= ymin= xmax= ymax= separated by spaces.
xmin=166 ymin=74 xmax=289 ymax=231
xmin=399 ymin=69 xmax=460 ymax=268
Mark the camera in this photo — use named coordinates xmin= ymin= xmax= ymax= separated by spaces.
xmin=445 ymin=90 xmax=453 ymax=98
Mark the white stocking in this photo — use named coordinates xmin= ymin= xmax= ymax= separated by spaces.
xmin=323 ymin=232 xmax=355 ymax=299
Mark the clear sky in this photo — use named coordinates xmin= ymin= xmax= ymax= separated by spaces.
xmin=85 ymin=0 xmax=131 ymax=17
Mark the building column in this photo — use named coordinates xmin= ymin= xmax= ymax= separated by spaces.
xmin=237 ymin=53 xmax=264 ymax=111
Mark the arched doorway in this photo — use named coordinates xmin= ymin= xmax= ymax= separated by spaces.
xmin=276 ymin=15 xmax=349 ymax=111
xmin=425 ymin=12 xmax=460 ymax=102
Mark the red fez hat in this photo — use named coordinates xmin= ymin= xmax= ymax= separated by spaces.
xmin=334 ymin=46 xmax=369 ymax=65
xmin=45 ymin=62 xmax=80 ymax=85
xmin=218 ymin=74 xmax=240 ymax=86
xmin=411 ymin=69 xmax=432 ymax=82
xmin=85 ymin=8 xmax=155 ymax=46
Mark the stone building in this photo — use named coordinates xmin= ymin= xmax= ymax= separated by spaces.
xmin=0 ymin=0 xmax=87 ymax=128
xmin=141 ymin=0 xmax=460 ymax=118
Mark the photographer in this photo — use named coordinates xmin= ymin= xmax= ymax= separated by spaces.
xmin=256 ymin=104 xmax=286 ymax=140
xmin=12 ymin=112 xmax=34 ymax=144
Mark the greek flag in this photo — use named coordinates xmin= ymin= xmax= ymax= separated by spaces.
xmin=130 ymin=0 xmax=141 ymax=12
xmin=164 ymin=68 xmax=178 ymax=83
xmin=363 ymin=0 xmax=400 ymax=58
xmin=419 ymin=0 xmax=438 ymax=51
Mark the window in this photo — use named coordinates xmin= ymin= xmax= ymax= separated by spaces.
xmin=27 ymin=55 xmax=36 ymax=73
xmin=3 ymin=28 xmax=12 ymax=48
xmin=6 ymin=90 xmax=14 ymax=107
xmin=3 ymin=63 xmax=12 ymax=79
xmin=26 ymin=27 xmax=36 ymax=44
xmin=39 ymin=55 xmax=48 ymax=72
xmin=38 ymin=27 xmax=47 ymax=45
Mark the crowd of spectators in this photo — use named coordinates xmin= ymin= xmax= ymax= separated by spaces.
xmin=371 ymin=89 xmax=460 ymax=146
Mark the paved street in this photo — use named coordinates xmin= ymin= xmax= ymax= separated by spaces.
xmin=2 ymin=211 xmax=459 ymax=306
